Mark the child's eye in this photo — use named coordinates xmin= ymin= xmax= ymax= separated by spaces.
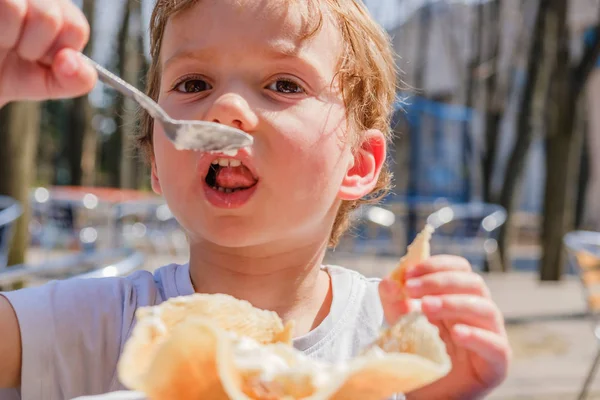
xmin=174 ymin=78 xmax=212 ymax=93
xmin=267 ymin=79 xmax=305 ymax=94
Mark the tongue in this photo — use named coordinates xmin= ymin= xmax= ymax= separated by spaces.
xmin=215 ymin=166 xmax=257 ymax=189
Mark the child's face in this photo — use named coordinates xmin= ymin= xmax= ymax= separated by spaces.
xmin=151 ymin=0 xmax=384 ymax=249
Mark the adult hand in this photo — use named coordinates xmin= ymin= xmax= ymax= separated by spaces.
xmin=0 ymin=0 xmax=97 ymax=107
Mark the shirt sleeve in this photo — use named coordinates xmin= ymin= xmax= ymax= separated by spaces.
xmin=1 ymin=273 xmax=157 ymax=400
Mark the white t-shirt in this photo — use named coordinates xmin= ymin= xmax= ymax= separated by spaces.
xmin=0 ymin=263 xmax=394 ymax=400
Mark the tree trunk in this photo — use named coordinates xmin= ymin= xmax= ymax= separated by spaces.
xmin=482 ymin=112 xmax=502 ymax=202
xmin=65 ymin=0 xmax=96 ymax=186
xmin=120 ymin=0 xmax=143 ymax=189
xmin=575 ymin=104 xmax=589 ymax=229
xmin=575 ymin=24 xmax=600 ymax=230
xmin=481 ymin=0 xmax=503 ymax=203
xmin=539 ymin=2 xmax=600 ymax=281
xmin=135 ymin=37 xmax=150 ymax=190
xmin=414 ymin=5 xmax=431 ymax=91
xmin=37 ymin=101 xmax=64 ymax=186
xmin=405 ymin=5 xmax=432 ymax=243
xmin=107 ymin=0 xmax=145 ymax=190
xmin=0 ymin=102 xmax=40 ymax=265
xmin=462 ymin=2 xmax=485 ymax=204
xmin=105 ymin=2 xmax=131 ymax=188
xmin=66 ymin=97 xmax=93 ymax=186
xmin=540 ymin=97 xmax=579 ymax=281
xmin=497 ymin=0 xmax=552 ymax=271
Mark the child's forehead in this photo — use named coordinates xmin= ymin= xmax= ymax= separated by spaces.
xmin=159 ymin=0 xmax=343 ymax=69
xmin=162 ymin=0 xmax=337 ymax=47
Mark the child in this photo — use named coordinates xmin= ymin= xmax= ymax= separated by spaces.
xmin=0 ymin=0 xmax=511 ymax=399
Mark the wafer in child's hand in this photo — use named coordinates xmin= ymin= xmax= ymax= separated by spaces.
xmin=389 ymin=225 xmax=434 ymax=299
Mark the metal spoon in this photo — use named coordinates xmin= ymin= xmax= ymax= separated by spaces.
xmin=81 ymin=54 xmax=253 ymax=153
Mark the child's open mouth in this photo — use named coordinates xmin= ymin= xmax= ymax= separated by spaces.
xmin=203 ymin=157 xmax=259 ymax=208
xmin=205 ymin=158 xmax=258 ymax=192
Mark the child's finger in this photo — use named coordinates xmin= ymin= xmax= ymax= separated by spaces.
xmin=421 ymin=295 xmax=504 ymax=333
xmin=378 ymin=279 xmax=409 ymax=323
xmin=379 ymin=278 xmax=403 ymax=299
xmin=378 ymin=279 xmax=424 ymax=324
xmin=405 ymin=271 xmax=491 ymax=298
xmin=452 ymin=324 xmax=511 ymax=384
xmin=404 ymin=255 xmax=472 ymax=279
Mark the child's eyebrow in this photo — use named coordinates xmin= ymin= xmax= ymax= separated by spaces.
xmin=260 ymin=42 xmax=302 ymax=60
xmin=163 ymin=48 xmax=220 ymax=71
xmin=162 ymin=43 xmax=324 ymax=79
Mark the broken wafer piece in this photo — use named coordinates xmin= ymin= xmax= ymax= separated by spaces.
xmin=116 ymin=315 xmax=450 ymax=400
xmin=389 ymin=225 xmax=434 ymax=298
xmin=117 ymin=293 xmax=294 ymax=393
xmin=110 ymin=286 xmax=450 ymax=400
xmin=72 ymin=310 xmax=451 ymax=400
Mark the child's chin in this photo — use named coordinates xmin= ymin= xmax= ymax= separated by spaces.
xmin=203 ymin=226 xmax=268 ymax=249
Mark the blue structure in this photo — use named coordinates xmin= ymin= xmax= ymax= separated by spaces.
xmin=395 ymin=95 xmax=474 ymax=203
xmin=0 ymin=196 xmax=23 ymax=270
xmin=584 ymin=28 xmax=600 ymax=67
xmin=378 ymin=95 xmax=477 ymax=243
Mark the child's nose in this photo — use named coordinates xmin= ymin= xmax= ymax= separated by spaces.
xmin=204 ymin=93 xmax=258 ymax=132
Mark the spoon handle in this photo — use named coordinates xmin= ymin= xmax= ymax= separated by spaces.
xmin=80 ymin=53 xmax=170 ymax=123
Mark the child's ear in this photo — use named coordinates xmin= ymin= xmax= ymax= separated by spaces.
xmin=338 ymin=129 xmax=386 ymax=200
xmin=151 ymin=159 xmax=163 ymax=195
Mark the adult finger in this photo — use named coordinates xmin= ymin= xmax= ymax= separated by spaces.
xmin=42 ymin=0 xmax=90 ymax=65
xmin=16 ymin=0 xmax=63 ymax=61
xmin=0 ymin=0 xmax=27 ymax=49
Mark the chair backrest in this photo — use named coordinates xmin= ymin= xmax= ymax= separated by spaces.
xmin=112 ymin=199 xmax=188 ymax=256
xmin=426 ymin=202 xmax=507 ymax=270
xmin=30 ymin=187 xmax=115 ymax=252
xmin=333 ymin=197 xmax=450 ymax=258
xmin=564 ymin=231 xmax=600 ymax=317
xmin=0 ymin=196 xmax=23 ymax=270
xmin=0 ymin=248 xmax=145 ymax=289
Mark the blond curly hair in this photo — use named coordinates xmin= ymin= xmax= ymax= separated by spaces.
xmin=138 ymin=0 xmax=398 ymax=247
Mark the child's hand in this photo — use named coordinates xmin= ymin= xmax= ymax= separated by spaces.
xmin=379 ymin=255 xmax=511 ymax=399
xmin=0 ymin=0 xmax=97 ymax=107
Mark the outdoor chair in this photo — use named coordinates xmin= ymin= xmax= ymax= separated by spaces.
xmin=0 ymin=248 xmax=144 ymax=290
xmin=333 ymin=197 xmax=451 ymax=257
xmin=0 ymin=196 xmax=23 ymax=270
xmin=426 ymin=202 xmax=506 ymax=272
xmin=564 ymin=230 xmax=600 ymax=400
xmin=29 ymin=187 xmax=115 ymax=253
xmin=113 ymin=199 xmax=188 ymax=257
